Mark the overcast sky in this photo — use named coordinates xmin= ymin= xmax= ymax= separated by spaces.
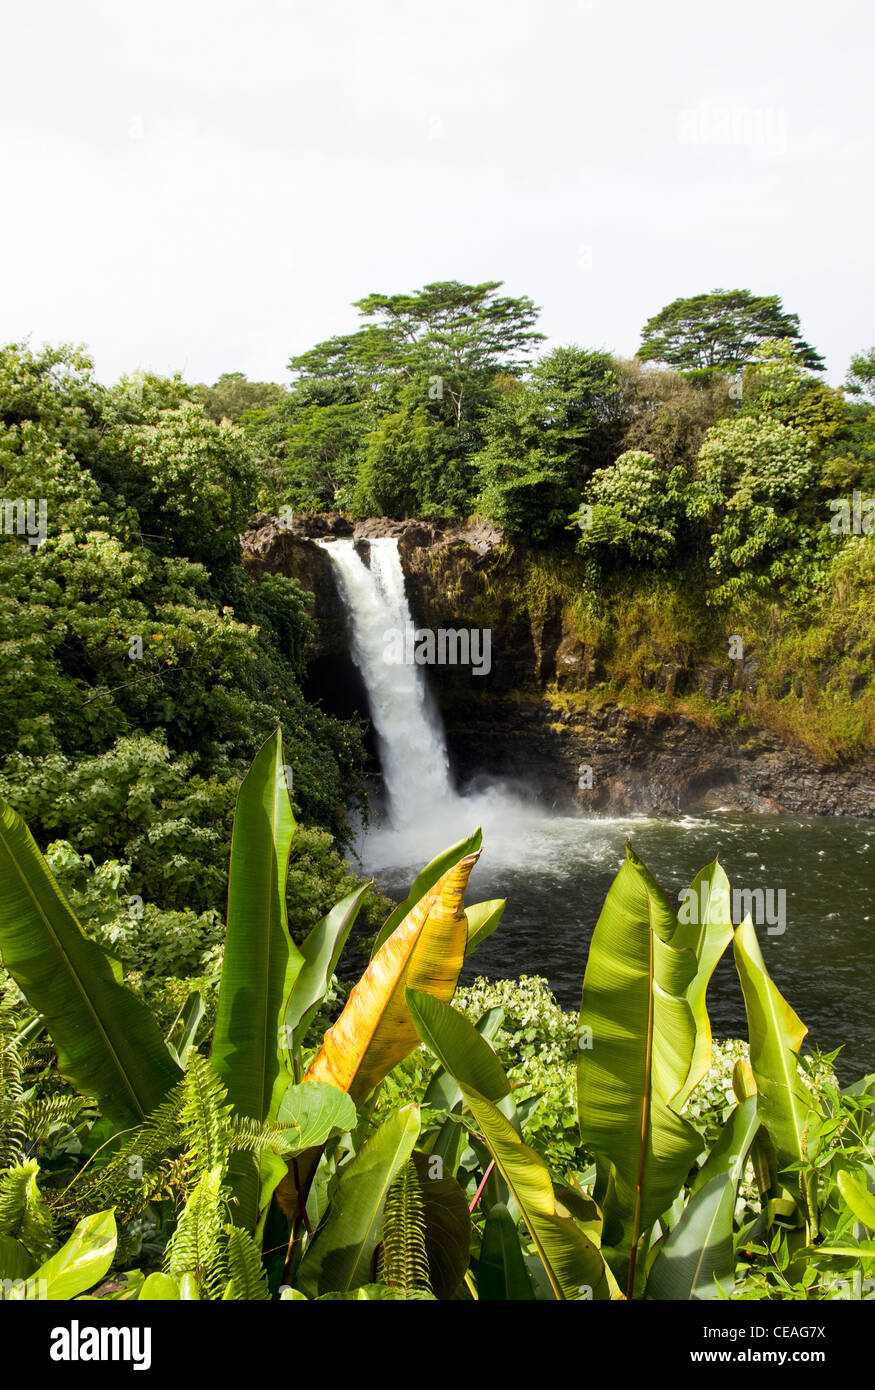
xmin=2 ymin=0 xmax=873 ymax=386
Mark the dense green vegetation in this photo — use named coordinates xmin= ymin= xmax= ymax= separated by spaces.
xmin=1 ymin=735 xmax=873 ymax=1303
xmin=0 ymin=343 xmax=377 ymax=1033
xmin=5 ymin=281 xmax=872 ymax=790
xmin=1 ymin=286 xmax=873 ymax=1304
xmin=221 ymin=281 xmax=874 ymax=759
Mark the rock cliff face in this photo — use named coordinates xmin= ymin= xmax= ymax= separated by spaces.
xmin=241 ymin=514 xmax=875 ymax=818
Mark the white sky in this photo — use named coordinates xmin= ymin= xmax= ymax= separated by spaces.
xmin=1 ymin=0 xmax=873 ymax=387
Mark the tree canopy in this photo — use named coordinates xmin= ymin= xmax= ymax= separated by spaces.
xmin=636 ymin=289 xmax=825 ymax=374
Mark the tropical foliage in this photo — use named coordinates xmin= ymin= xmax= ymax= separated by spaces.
xmin=1 ymin=732 xmax=872 ymax=1302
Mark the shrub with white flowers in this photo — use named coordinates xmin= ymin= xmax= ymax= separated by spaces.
xmin=689 ymin=415 xmax=817 ymax=600
xmin=575 ymin=449 xmax=687 ymax=567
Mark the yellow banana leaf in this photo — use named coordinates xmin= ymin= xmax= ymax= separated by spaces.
xmin=304 ymin=851 xmax=479 ymax=1104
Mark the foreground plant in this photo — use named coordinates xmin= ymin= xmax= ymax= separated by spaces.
xmin=0 ymin=728 xmax=872 ymax=1300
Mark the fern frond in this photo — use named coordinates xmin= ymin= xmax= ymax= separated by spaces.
xmin=163 ymin=1165 xmax=228 ymax=1300
xmin=0 ymin=1017 xmax=25 ymax=1169
xmin=21 ymin=1093 xmax=93 ymax=1153
xmin=378 ymin=1159 xmax=432 ymax=1298
xmin=228 ymin=1115 xmax=292 ymax=1156
xmin=179 ymin=1054 xmax=234 ymax=1175
xmin=53 ymin=1085 xmax=187 ymax=1220
xmin=0 ymin=1159 xmax=55 ymax=1260
xmin=222 ymin=1224 xmax=271 ymax=1300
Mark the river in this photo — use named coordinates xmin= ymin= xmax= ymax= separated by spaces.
xmin=318 ymin=534 xmax=874 ymax=1086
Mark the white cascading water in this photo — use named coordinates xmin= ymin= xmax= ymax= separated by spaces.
xmin=317 ymin=538 xmax=453 ymax=828
xmin=319 ymin=535 xmax=552 ymax=871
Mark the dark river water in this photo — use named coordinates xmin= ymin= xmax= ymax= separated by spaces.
xmin=354 ymin=808 xmax=874 ymax=1085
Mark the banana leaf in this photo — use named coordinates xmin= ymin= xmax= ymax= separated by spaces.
xmin=423 ymin=1006 xmax=505 ymax=1113
xmin=409 ymin=988 xmax=511 ymax=1107
xmin=690 ymin=1095 xmax=760 ymax=1196
xmin=465 ymin=899 xmax=506 ymax=956
xmin=209 ymin=727 xmax=304 ymax=1229
xmin=304 ymin=851 xmax=479 ymax=1105
xmin=646 ymin=1173 xmax=736 ymax=1301
xmin=0 ymin=800 xmax=181 ymax=1129
xmin=370 ymin=829 xmax=482 ymax=956
xmin=459 ymin=1085 xmax=616 ymax=1301
xmin=295 ymin=1104 xmax=420 ymax=1297
xmin=733 ymin=914 xmax=821 ymax=1175
xmin=211 ymin=726 xmax=302 ymax=1121
xmin=648 ymin=1097 xmax=760 ymax=1300
xmin=282 ymin=882 xmax=371 ymax=1057
xmin=672 ymin=859 xmax=734 ymax=1108
xmin=479 ymin=1201 xmax=536 ymax=1300
xmin=424 ymin=1006 xmax=505 ymax=1175
xmin=576 ymin=844 xmax=702 ymax=1278
xmin=165 ymin=990 xmax=205 ymax=1068
xmin=407 ymin=990 xmax=616 ymax=1301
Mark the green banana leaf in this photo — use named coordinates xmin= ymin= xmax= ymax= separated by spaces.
xmin=407 ymin=990 xmax=615 ymax=1301
xmin=138 ymin=1272 xmax=181 ymax=1300
xmin=165 ymin=990 xmax=205 ymax=1068
xmin=461 ymin=1085 xmax=616 ymax=1301
xmin=295 ymin=1104 xmax=421 ymax=1297
xmin=370 ymin=829 xmax=482 ymax=956
xmin=210 ymin=727 xmax=304 ymax=1229
xmin=0 ymin=800 xmax=182 ymax=1129
xmin=672 ymin=859 xmax=734 ymax=1108
xmin=465 ymin=900 xmax=506 ymax=956
xmin=733 ymin=915 xmax=821 ymax=1174
xmin=410 ymin=1150 xmax=471 ymax=1299
xmin=406 ymin=988 xmax=512 ymax=1112
xmin=576 ymin=844 xmax=703 ymax=1269
xmin=211 ymin=726 xmax=303 ymax=1121
xmin=27 ymin=1210 xmax=117 ymax=1301
xmin=837 ymin=1170 xmax=875 ymax=1230
xmin=646 ymin=1173 xmax=736 ymax=1301
xmin=282 ymin=883 xmax=371 ymax=1056
xmin=648 ymin=1098 xmax=760 ymax=1300
xmin=479 ymin=1201 xmax=536 ymax=1300
xmin=690 ymin=1096 xmax=760 ymax=1196
xmin=424 ymin=1006 xmax=505 ymax=1113
xmin=424 ymin=1006 xmax=505 ymax=1176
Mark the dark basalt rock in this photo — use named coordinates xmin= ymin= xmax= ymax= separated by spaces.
xmin=240 ymin=513 xmax=875 ymax=819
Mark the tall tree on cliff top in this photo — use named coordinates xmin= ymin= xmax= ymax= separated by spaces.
xmin=290 ymin=280 xmax=545 ymax=428
xmin=281 ymin=281 xmax=545 ymax=517
xmin=636 ymin=289 xmax=825 ymax=374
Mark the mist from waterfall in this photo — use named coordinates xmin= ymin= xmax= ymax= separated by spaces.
xmin=314 ymin=540 xmax=874 ymax=1078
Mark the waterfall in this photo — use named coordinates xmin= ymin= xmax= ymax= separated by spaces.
xmin=318 ymin=537 xmax=453 ymax=827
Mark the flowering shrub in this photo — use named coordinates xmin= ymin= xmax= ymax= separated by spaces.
xmin=455 ymin=976 xmax=583 ymax=1170
xmin=689 ymin=415 xmax=817 ymax=600
xmin=576 ymin=449 xmax=687 ymax=566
